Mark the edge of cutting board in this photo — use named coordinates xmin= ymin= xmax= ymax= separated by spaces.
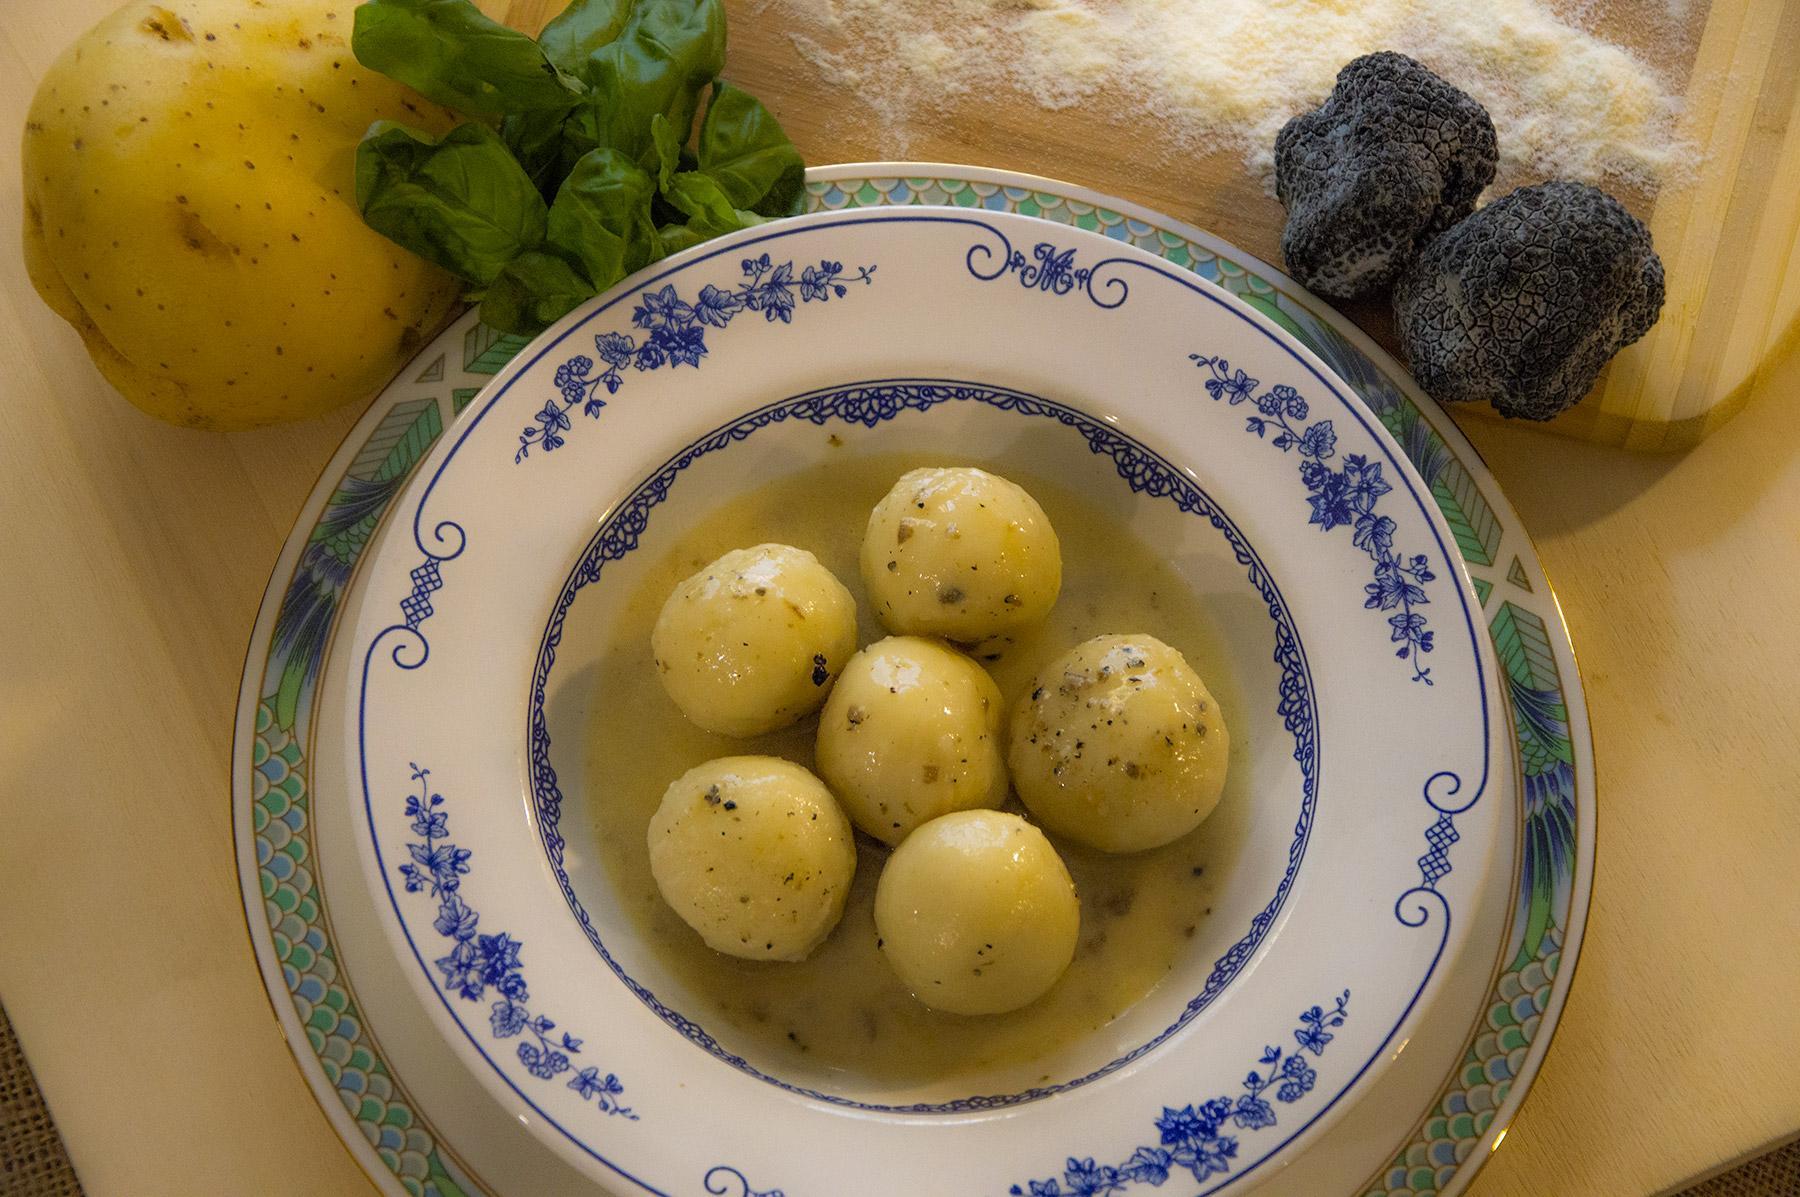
xmin=1464 ymin=0 xmax=1800 ymax=452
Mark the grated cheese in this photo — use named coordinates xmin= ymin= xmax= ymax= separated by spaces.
xmin=775 ymin=0 xmax=1692 ymax=194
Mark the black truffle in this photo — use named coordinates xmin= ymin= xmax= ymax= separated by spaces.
xmin=1394 ymin=181 xmax=1665 ymax=421
xmin=1274 ymin=52 xmax=1497 ymax=298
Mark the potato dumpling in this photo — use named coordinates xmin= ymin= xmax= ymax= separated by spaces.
xmin=815 ymin=637 xmax=1007 ymax=846
xmin=647 ymin=757 xmax=856 ymax=962
xmin=861 ymin=467 xmax=1061 ymax=641
xmin=652 ymin=544 xmax=858 ymax=737
xmin=1009 ymin=634 xmax=1230 ymax=853
xmin=874 ymin=810 xmax=1080 ymax=1015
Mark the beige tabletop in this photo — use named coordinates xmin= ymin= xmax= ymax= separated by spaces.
xmin=3 ymin=1 xmax=1800 ymax=1195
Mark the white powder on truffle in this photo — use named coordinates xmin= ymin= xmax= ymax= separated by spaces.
xmin=777 ymin=0 xmax=1691 ymax=193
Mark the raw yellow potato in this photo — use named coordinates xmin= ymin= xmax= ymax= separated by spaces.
xmin=21 ymin=0 xmax=463 ymax=429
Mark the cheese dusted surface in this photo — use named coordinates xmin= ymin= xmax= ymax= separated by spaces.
xmin=585 ymin=453 xmax=1246 ymax=1087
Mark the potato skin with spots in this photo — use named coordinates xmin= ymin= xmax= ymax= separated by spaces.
xmin=1009 ymin=634 xmax=1229 ymax=853
xmin=21 ymin=0 xmax=462 ymax=429
xmin=648 ymin=757 xmax=857 ymax=962
xmin=814 ymin=636 xmax=1007 ymax=846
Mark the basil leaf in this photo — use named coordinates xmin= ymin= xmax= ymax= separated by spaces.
xmin=348 ymin=0 xmax=807 ymax=342
xmin=695 ymin=82 xmax=803 ymax=217
xmin=656 ymin=222 xmax=711 ymax=256
xmin=502 ymin=107 xmax=576 ymax=197
xmin=353 ymin=0 xmax=585 ymax=117
xmin=480 ymin=251 xmax=595 ymax=334
xmin=665 ymin=170 xmax=764 ymax=237
xmin=647 ymin=112 xmax=683 ymax=191
xmin=567 ymin=0 xmax=725 ymax=161
xmin=547 ymin=149 xmax=660 ymax=290
xmin=538 ymin=0 xmax=635 ymax=74
xmin=356 ymin=121 xmax=548 ymax=286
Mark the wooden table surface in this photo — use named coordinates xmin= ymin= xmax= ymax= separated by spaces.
xmin=2 ymin=1 xmax=1798 ymax=1195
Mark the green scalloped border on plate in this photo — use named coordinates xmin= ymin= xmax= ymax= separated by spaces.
xmin=236 ymin=169 xmax=1589 ymax=1197
xmin=246 ymin=329 xmax=522 ymax=1197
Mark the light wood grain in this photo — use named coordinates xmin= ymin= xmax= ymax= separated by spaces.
xmin=0 ymin=2 xmax=1797 ymax=1196
xmin=1563 ymin=0 xmax=1800 ymax=450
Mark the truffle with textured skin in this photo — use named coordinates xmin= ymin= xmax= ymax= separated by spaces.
xmin=1275 ymin=52 xmax=1497 ymax=298
xmin=1394 ymin=181 xmax=1665 ymax=420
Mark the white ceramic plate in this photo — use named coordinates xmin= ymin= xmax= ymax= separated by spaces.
xmin=236 ymin=164 xmax=1593 ymax=1197
xmin=333 ymin=205 xmax=1512 ymax=1195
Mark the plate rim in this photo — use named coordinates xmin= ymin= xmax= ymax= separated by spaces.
xmin=231 ymin=160 xmax=1594 ymax=1197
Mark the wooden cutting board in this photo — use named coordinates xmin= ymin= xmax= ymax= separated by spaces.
xmin=500 ymin=0 xmax=1799 ymax=452
xmin=1578 ymin=0 xmax=1800 ymax=451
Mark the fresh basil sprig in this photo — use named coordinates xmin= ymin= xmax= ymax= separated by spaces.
xmin=350 ymin=0 xmax=803 ymax=335
xmin=353 ymin=0 xmax=586 ymax=117
xmin=547 ymin=148 xmax=661 ymax=286
xmin=356 ymin=121 xmax=549 ymax=286
xmin=695 ymin=81 xmax=803 ymax=217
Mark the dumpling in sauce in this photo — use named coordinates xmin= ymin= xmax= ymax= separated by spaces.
xmin=874 ymin=810 xmax=1080 ymax=1015
xmin=861 ymin=467 xmax=1061 ymax=641
xmin=1009 ymin=634 xmax=1229 ymax=853
xmin=814 ymin=636 xmax=1007 ymax=846
xmin=651 ymin=543 xmax=857 ymax=737
xmin=648 ymin=756 xmax=856 ymax=961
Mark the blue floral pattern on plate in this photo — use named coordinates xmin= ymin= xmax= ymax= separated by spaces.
xmin=397 ymin=764 xmax=635 ymax=1120
xmin=516 ymin=256 xmax=876 ymax=462
xmin=1010 ymin=993 xmax=1350 ymax=1196
xmin=357 ymin=212 xmax=1492 ymax=1193
xmin=1191 ymin=355 xmax=1438 ymax=683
